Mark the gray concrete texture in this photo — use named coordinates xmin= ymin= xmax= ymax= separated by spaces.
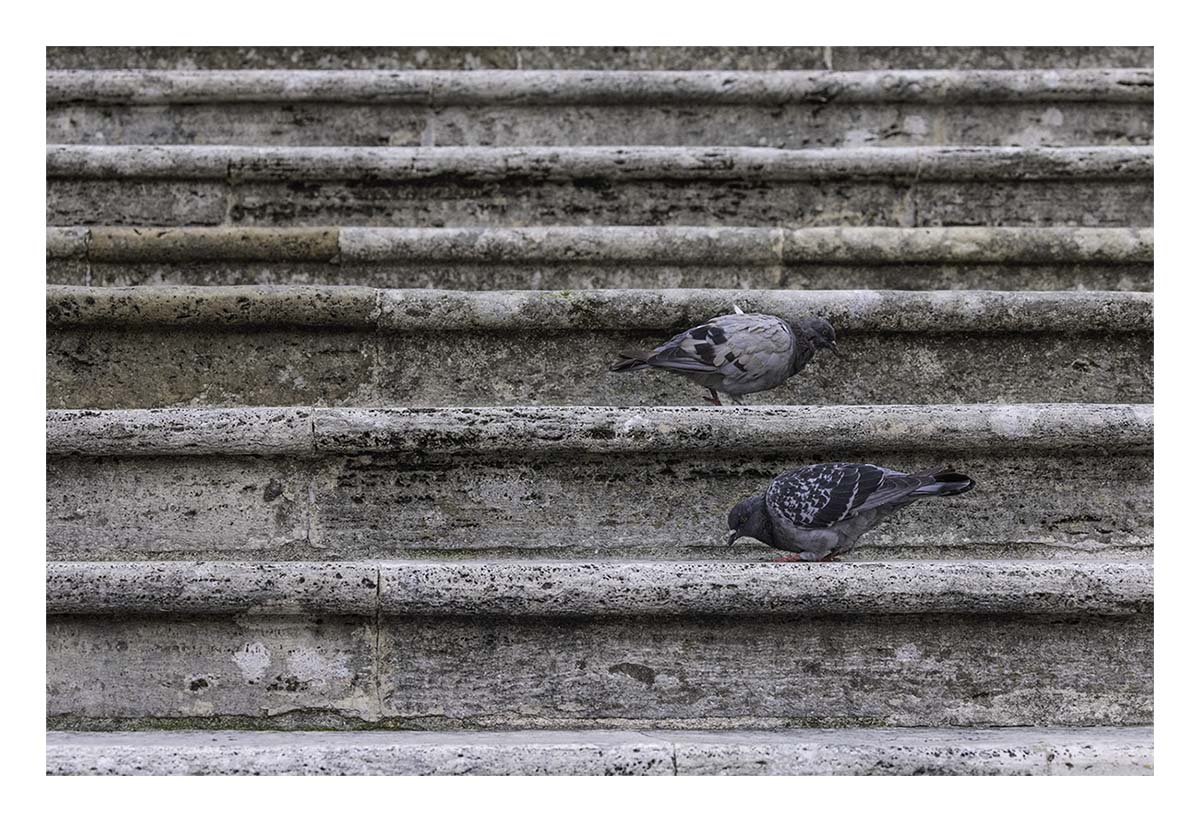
xmin=45 ymin=46 xmax=1155 ymax=71
xmin=47 ymin=226 xmax=1154 ymax=291
xmin=46 ymin=145 xmax=1153 ymax=227
xmin=44 ymin=728 xmax=1154 ymax=775
xmin=47 ymin=69 xmax=1153 ymax=147
xmin=46 ymin=405 xmax=1152 ymax=560
xmin=46 ymin=286 xmax=1152 ymax=408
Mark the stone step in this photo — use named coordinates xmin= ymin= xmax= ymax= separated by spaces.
xmin=46 ymin=46 xmax=1155 ymax=71
xmin=47 ymin=226 xmax=1154 ymax=291
xmin=46 ymin=559 xmax=1152 ymax=729
xmin=47 ymin=69 xmax=1153 ymax=148
xmin=44 ymin=727 xmax=1154 ymax=775
xmin=47 ymin=286 xmax=1152 ymax=408
xmin=46 ymin=145 xmax=1153 ymax=228
xmin=47 ymin=405 xmax=1152 ymax=560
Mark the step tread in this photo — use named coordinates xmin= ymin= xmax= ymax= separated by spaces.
xmin=45 ymin=46 xmax=1156 ymax=72
xmin=46 ymin=285 xmax=1153 ymax=332
xmin=47 ymin=225 xmax=1155 ymax=264
xmin=46 ymin=404 xmax=1153 ymax=456
xmin=47 ymin=559 xmax=1154 ymax=617
xmin=46 ymin=727 xmax=1154 ymax=775
xmin=46 ymin=68 xmax=1155 ymax=105
xmin=47 ymin=144 xmax=1153 ymax=180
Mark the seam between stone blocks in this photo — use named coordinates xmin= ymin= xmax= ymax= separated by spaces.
xmin=769 ymin=226 xmax=786 ymax=288
xmin=909 ymin=152 xmax=925 ymax=228
xmin=223 ymin=158 xmax=234 ymax=225
xmin=373 ymin=565 xmax=383 ymax=722
xmin=82 ymin=227 xmax=93 ymax=286
xmin=304 ymin=412 xmax=316 ymax=549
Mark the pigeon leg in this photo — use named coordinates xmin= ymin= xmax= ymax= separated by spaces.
xmin=703 ymin=388 xmax=722 ymax=406
xmin=770 ymin=554 xmax=810 ymax=562
xmin=730 ymin=394 xmax=746 ymax=406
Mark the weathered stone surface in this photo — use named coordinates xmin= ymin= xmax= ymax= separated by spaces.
xmin=46 ymin=227 xmax=91 ymax=285
xmin=45 ymin=727 xmax=1154 ymax=775
xmin=46 ymin=145 xmax=1153 ymax=228
xmin=378 ymin=613 xmax=1151 ymax=728
xmin=46 ymin=406 xmax=1153 ymax=560
xmin=85 ymin=226 xmax=340 ymax=262
xmin=832 ymin=47 xmax=1153 ymax=71
xmin=47 ymin=69 xmax=1152 ymax=148
xmin=48 ymin=404 xmax=1153 ymax=456
xmin=47 ymin=406 xmax=314 ymax=455
xmin=44 ymin=561 xmax=1152 ymax=729
xmin=47 ymin=284 xmax=379 ymax=328
xmin=47 ymin=327 xmax=1151 ymax=407
xmin=46 ymin=70 xmax=1155 ymax=105
xmin=377 ymin=560 xmax=1152 ymax=618
xmin=666 ymin=727 xmax=1153 ymax=775
xmin=46 ymin=560 xmax=1153 ymax=617
xmin=45 ymin=46 xmax=1153 ymax=71
xmin=47 ymin=615 xmax=377 ymax=726
xmin=47 ymin=285 xmax=1153 ymax=331
xmin=48 ymin=145 xmax=1152 ymax=181
xmin=47 ymin=179 xmax=227 ymax=226
xmin=47 ymin=226 xmax=1153 ymax=291
xmin=47 ymin=562 xmax=380 ymax=615
xmin=45 ymin=287 xmax=1153 ymax=407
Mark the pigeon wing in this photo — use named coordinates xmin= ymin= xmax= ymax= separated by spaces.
xmin=635 ymin=313 xmax=796 ymax=383
xmin=767 ymin=463 xmax=924 ymax=530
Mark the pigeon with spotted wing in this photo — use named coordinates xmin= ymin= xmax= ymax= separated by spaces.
xmin=727 ymin=462 xmax=975 ymax=561
xmin=609 ymin=306 xmax=839 ymax=405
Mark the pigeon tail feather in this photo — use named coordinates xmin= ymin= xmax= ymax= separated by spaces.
xmin=609 ymin=350 xmax=654 ymax=373
xmin=910 ymin=470 xmax=975 ymax=497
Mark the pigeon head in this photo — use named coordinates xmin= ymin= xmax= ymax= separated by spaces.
xmin=727 ymin=493 xmax=774 ymax=548
xmin=795 ymin=316 xmax=840 ymax=356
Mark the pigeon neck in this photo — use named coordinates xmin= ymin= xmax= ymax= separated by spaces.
xmin=746 ymin=497 xmax=777 ymax=549
xmin=790 ymin=335 xmax=817 ymax=374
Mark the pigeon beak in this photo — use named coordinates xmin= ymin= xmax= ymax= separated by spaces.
xmin=828 ymin=341 xmax=844 ymax=358
xmin=726 ymin=529 xmax=739 ymax=547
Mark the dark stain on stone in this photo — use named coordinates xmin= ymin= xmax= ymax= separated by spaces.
xmin=263 ymin=479 xmax=284 ymax=502
xmin=267 ymin=675 xmax=305 ymax=693
xmin=188 ymin=678 xmax=210 ymax=692
xmin=608 ymin=662 xmax=657 ymax=686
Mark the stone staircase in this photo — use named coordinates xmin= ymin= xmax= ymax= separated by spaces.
xmin=45 ymin=46 xmax=1153 ymax=775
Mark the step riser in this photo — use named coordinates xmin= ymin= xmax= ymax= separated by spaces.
xmin=49 ymin=177 xmax=1152 ymax=228
xmin=48 ymin=102 xmax=1153 ymax=148
xmin=47 ymin=449 xmax=1150 ymax=560
xmin=45 ymin=46 xmax=1155 ymax=71
xmin=47 ymin=612 xmax=1151 ymax=729
xmin=47 ymin=326 xmax=1151 ymax=408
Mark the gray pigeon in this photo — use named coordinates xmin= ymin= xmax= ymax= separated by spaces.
xmin=727 ymin=462 xmax=975 ymax=561
xmin=609 ymin=307 xmax=839 ymax=405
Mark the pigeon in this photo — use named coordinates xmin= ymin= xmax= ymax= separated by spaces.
xmin=609 ymin=306 xmax=839 ymax=405
xmin=726 ymin=462 xmax=975 ymax=561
